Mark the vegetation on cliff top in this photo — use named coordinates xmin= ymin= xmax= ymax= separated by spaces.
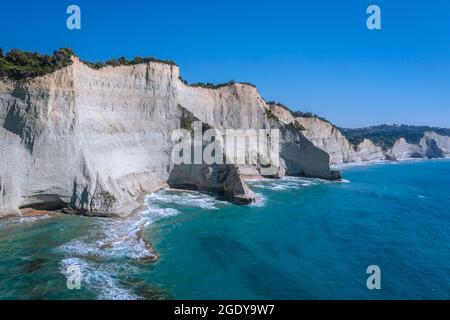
xmin=341 ymin=124 xmax=450 ymax=150
xmin=0 ymin=48 xmax=73 ymax=80
xmin=266 ymin=100 xmax=332 ymax=124
xmin=0 ymin=47 xmax=264 ymax=92
xmin=191 ymin=80 xmax=256 ymax=89
xmin=0 ymin=47 xmax=179 ymax=80
xmin=82 ymin=55 xmax=177 ymax=69
xmin=265 ymin=101 xmax=294 ymax=115
xmin=178 ymin=75 xmax=256 ymax=89
xmin=291 ymin=110 xmax=332 ymax=124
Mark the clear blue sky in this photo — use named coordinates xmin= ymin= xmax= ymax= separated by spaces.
xmin=1 ymin=0 xmax=449 ymax=128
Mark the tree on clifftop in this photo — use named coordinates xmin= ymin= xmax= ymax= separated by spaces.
xmin=0 ymin=48 xmax=73 ymax=79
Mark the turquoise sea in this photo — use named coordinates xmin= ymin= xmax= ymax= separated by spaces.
xmin=0 ymin=159 xmax=449 ymax=299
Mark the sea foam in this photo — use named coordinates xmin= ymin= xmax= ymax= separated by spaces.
xmin=146 ymin=190 xmax=229 ymax=210
xmin=59 ymin=257 xmax=140 ymax=300
xmin=248 ymin=176 xmax=323 ymax=191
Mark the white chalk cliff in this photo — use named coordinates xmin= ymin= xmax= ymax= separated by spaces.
xmin=293 ymin=116 xmax=356 ymax=164
xmin=0 ymin=57 xmax=337 ymax=218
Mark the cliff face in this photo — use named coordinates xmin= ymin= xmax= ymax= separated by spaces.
xmin=294 ymin=117 xmax=355 ymax=164
xmin=0 ymin=59 xmax=182 ymax=217
xmin=385 ymin=133 xmax=450 ymax=160
xmin=175 ymin=93 xmax=333 ymax=179
xmin=0 ymin=57 xmax=334 ymax=218
xmin=421 ymin=132 xmax=450 ymax=157
xmin=268 ymin=105 xmax=386 ymax=164
xmin=351 ymin=139 xmax=386 ymax=162
xmin=388 ymin=138 xmax=425 ymax=159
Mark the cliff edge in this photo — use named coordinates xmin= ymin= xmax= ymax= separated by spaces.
xmin=0 ymin=56 xmax=335 ymax=218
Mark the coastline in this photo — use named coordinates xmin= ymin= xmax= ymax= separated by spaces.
xmin=1 ymin=159 xmax=450 ymax=299
xmin=4 ymin=157 xmax=449 ymax=222
xmin=128 ymin=183 xmax=169 ymax=218
xmin=331 ymin=156 xmax=450 ymax=171
xmin=148 ymin=159 xmax=450 ymax=299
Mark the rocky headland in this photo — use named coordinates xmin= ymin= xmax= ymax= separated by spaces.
xmin=1 ymin=49 xmax=449 ymax=219
xmin=0 ymin=51 xmax=336 ymax=218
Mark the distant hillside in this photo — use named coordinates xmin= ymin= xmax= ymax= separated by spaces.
xmin=340 ymin=124 xmax=450 ymax=150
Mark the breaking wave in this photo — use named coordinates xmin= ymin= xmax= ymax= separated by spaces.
xmin=59 ymin=257 xmax=140 ymax=300
xmin=56 ymin=188 xmax=227 ymax=299
xmin=146 ymin=189 xmax=230 ymax=210
xmin=56 ymin=192 xmax=185 ymax=299
xmin=250 ymin=192 xmax=266 ymax=207
xmin=247 ymin=176 xmax=325 ymax=191
xmin=57 ymin=211 xmax=162 ymax=261
xmin=331 ymin=159 xmax=394 ymax=170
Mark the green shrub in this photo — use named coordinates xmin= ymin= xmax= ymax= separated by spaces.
xmin=266 ymin=100 xmax=331 ymax=125
xmin=266 ymin=101 xmax=292 ymax=112
xmin=294 ymin=120 xmax=306 ymax=131
xmin=180 ymin=116 xmax=193 ymax=133
xmin=189 ymin=80 xmax=256 ymax=89
xmin=190 ymin=80 xmax=237 ymax=89
xmin=0 ymin=48 xmax=73 ymax=80
xmin=82 ymin=55 xmax=177 ymax=69
xmin=178 ymin=76 xmax=189 ymax=85
xmin=292 ymin=110 xmax=331 ymax=124
xmin=265 ymin=108 xmax=279 ymax=122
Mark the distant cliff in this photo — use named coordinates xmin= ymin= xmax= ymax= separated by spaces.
xmin=339 ymin=125 xmax=450 ymax=161
xmin=340 ymin=124 xmax=450 ymax=150
xmin=0 ymin=52 xmax=335 ymax=218
xmin=267 ymin=103 xmax=450 ymax=164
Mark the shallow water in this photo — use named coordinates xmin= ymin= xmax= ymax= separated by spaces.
xmin=1 ymin=159 xmax=449 ymax=299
